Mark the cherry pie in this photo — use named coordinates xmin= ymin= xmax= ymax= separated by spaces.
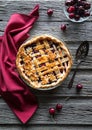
xmin=16 ymin=35 xmax=73 ymax=90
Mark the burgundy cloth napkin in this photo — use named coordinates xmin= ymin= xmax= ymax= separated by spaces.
xmin=0 ymin=5 xmax=39 ymax=124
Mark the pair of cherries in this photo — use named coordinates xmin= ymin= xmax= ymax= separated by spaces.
xmin=49 ymin=104 xmax=63 ymax=116
xmin=47 ymin=9 xmax=67 ymax=31
xmin=49 ymin=84 xmax=83 ymax=116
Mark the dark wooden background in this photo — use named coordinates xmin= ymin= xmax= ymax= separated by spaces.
xmin=0 ymin=0 xmax=92 ymax=129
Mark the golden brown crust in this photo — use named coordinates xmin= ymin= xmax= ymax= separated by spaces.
xmin=16 ymin=34 xmax=73 ymax=90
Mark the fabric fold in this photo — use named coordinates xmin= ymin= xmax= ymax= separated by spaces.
xmin=0 ymin=5 xmax=39 ymax=124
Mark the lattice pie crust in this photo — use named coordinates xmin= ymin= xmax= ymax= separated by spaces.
xmin=16 ymin=35 xmax=73 ymax=90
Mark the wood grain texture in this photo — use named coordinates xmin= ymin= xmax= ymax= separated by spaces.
xmin=0 ymin=98 xmax=92 ymax=125
xmin=0 ymin=0 xmax=92 ymax=129
xmin=0 ymin=0 xmax=92 ymax=22
xmin=0 ymin=125 xmax=92 ymax=130
xmin=1 ymin=21 xmax=92 ymax=41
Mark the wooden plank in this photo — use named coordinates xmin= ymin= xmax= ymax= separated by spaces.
xmin=0 ymin=125 xmax=92 ymax=130
xmin=0 ymin=0 xmax=92 ymax=22
xmin=0 ymin=126 xmax=23 ymax=130
xmin=0 ymin=21 xmax=92 ymax=41
xmin=0 ymin=98 xmax=92 ymax=124
xmin=26 ymin=21 xmax=92 ymax=42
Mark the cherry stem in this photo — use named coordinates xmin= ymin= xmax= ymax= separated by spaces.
xmin=50 ymin=115 xmax=57 ymax=124
xmin=64 ymin=96 xmax=70 ymax=102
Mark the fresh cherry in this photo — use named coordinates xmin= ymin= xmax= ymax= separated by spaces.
xmin=84 ymin=11 xmax=90 ymax=17
xmin=65 ymin=0 xmax=71 ymax=6
xmin=49 ymin=108 xmax=55 ymax=116
xmin=76 ymin=84 xmax=83 ymax=91
xmin=65 ymin=0 xmax=75 ymax=6
xmin=84 ymin=2 xmax=91 ymax=9
xmin=61 ymin=24 xmax=66 ymax=31
xmin=47 ymin=9 xmax=53 ymax=16
xmin=67 ymin=6 xmax=75 ymax=13
xmin=74 ymin=14 xmax=80 ymax=20
xmin=78 ymin=6 xmax=85 ymax=16
xmin=69 ymin=13 xmax=75 ymax=18
xmin=56 ymin=104 xmax=63 ymax=111
xmin=77 ymin=0 xmax=83 ymax=6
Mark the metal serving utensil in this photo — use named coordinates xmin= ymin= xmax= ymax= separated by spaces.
xmin=68 ymin=41 xmax=89 ymax=89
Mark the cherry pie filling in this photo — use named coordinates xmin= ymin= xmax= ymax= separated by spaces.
xmin=17 ymin=38 xmax=72 ymax=88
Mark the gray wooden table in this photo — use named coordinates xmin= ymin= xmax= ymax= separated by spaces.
xmin=0 ymin=0 xmax=92 ymax=129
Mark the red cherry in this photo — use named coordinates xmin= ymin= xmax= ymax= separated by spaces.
xmin=67 ymin=6 xmax=75 ymax=13
xmin=47 ymin=9 xmax=53 ymax=16
xmin=49 ymin=108 xmax=55 ymax=116
xmin=84 ymin=11 xmax=90 ymax=17
xmin=56 ymin=104 xmax=63 ymax=111
xmin=77 ymin=0 xmax=83 ymax=6
xmin=61 ymin=24 xmax=66 ymax=31
xmin=76 ymin=84 xmax=83 ymax=91
xmin=65 ymin=0 xmax=71 ymax=6
xmin=84 ymin=2 xmax=91 ymax=9
xmin=69 ymin=13 xmax=75 ymax=18
xmin=74 ymin=14 xmax=80 ymax=21
xmin=65 ymin=0 xmax=75 ymax=6
xmin=78 ymin=6 xmax=85 ymax=16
